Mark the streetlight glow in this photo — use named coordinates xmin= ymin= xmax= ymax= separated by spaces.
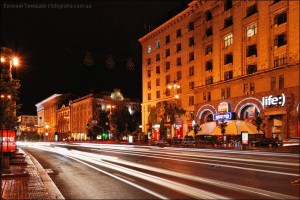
xmin=12 ymin=57 xmax=19 ymax=66
xmin=1 ymin=57 xmax=5 ymax=62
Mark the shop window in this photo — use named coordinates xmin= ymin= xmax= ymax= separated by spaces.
xmin=274 ymin=12 xmax=287 ymax=26
xmin=148 ymin=93 xmax=151 ymax=100
xmin=271 ymin=77 xmax=276 ymax=91
xmin=156 ymin=40 xmax=160 ymax=49
xmin=166 ymin=49 xmax=170 ymax=57
xmin=246 ymin=4 xmax=257 ymax=18
xmin=156 ymin=91 xmax=160 ymax=99
xmin=177 ymin=57 xmax=182 ymax=66
xmin=147 ymin=45 xmax=151 ymax=54
xmin=166 ymin=75 xmax=170 ymax=84
xmin=247 ymin=65 xmax=257 ymax=74
xmin=176 ymin=43 xmax=182 ymax=53
xmin=224 ymin=0 xmax=232 ymax=11
xmin=188 ymin=21 xmax=194 ymax=31
xmin=147 ymin=70 xmax=151 ymax=78
xmin=156 ymin=54 xmax=160 ymax=62
xmin=224 ymin=70 xmax=233 ymax=80
xmin=189 ymin=81 xmax=194 ymax=90
xmin=189 ymin=37 xmax=195 ymax=47
xmin=274 ymin=33 xmax=287 ymax=47
xmin=247 ymin=45 xmax=257 ymax=57
xmin=177 ymin=71 xmax=182 ymax=80
xmin=205 ymin=43 xmax=213 ymax=55
xmin=274 ymin=54 xmax=287 ymax=68
xmin=189 ymin=52 xmax=194 ymax=61
xmin=224 ymin=16 xmax=233 ymax=28
xmin=279 ymin=75 xmax=284 ymax=89
xmin=156 ymin=78 xmax=160 ymax=86
xmin=247 ymin=23 xmax=257 ymax=37
xmin=205 ymin=60 xmax=213 ymax=71
xmin=147 ymin=81 xmax=151 ymax=90
xmin=224 ymin=33 xmax=233 ymax=47
xmin=224 ymin=53 xmax=233 ymax=65
xmin=206 ymin=76 xmax=213 ymax=85
xmin=166 ymin=35 xmax=170 ymax=44
xmin=205 ymin=10 xmax=212 ymax=21
xmin=206 ymin=27 xmax=213 ymax=37
xmin=156 ymin=66 xmax=160 ymax=74
xmin=189 ymin=96 xmax=194 ymax=106
xmin=176 ymin=29 xmax=182 ymax=38
xmin=189 ymin=66 xmax=194 ymax=76
xmin=165 ymin=61 xmax=170 ymax=71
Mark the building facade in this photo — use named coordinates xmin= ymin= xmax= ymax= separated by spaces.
xmin=139 ymin=0 xmax=299 ymax=140
xmin=17 ymin=115 xmax=38 ymax=140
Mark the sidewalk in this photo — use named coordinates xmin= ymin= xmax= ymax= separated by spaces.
xmin=1 ymin=148 xmax=64 ymax=200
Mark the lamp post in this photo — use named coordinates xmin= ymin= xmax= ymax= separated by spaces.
xmin=1 ymin=47 xmax=20 ymax=80
xmin=167 ymin=80 xmax=181 ymax=139
xmin=45 ymin=124 xmax=49 ymax=141
xmin=106 ymin=104 xmax=115 ymax=133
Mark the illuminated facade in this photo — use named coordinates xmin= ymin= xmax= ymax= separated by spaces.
xmin=139 ymin=0 xmax=299 ymax=139
xmin=18 ymin=115 xmax=38 ymax=139
xmin=57 ymin=104 xmax=70 ymax=140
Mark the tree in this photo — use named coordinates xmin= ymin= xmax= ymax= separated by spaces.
xmin=218 ymin=118 xmax=228 ymax=144
xmin=254 ymin=115 xmax=262 ymax=133
xmin=114 ymin=107 xmax=135 ymax=133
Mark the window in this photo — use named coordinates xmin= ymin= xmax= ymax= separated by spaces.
xmin=274 ymin=33 xmax=287 ymax=47
xmin=156 ymin=54 xmax=160 ymax=62
xmin=147 ymin=58 xmax=151 ymax=65
xmin=250 ymin=82 xmax=255 ymax=93
xmin=274 ymin=54 xmax=287 ymax=68
xmin=147 ymin=45 xmax=151 ymax=54
xmin=166 ymin=75 xmax=170 ymax=84
xmin=189 ymin=96 xmax=194 ymax=106
xmin=203 ymin=93 xmax=207 ymax=101
xmin=246 ymin=4 xmax=257 ymax=17
xmin=206 ymin=76 xmax=213 ymax=85
xmin=224 ymin=70 xmax=233 ymax=80
xmin=166 ymin=49 xmax=170 ymax=57
xmin=177 ymin=87 xmax=182 ymax=94
xmin=156 ymin=66 xmax=160 ymax=74
xmin=207 ymin=92 xmax=211 ymax=101
xmin=205 ymin=60 xmax=213 ymax=71
xmin=221 ymin=89 xmax=225 ymax=99
xmin=244 ymin=83 xmax=248 ymax=94
xmin=176 ymin=43 xmax=182 ymax=52
xmin=147 ymin=81 xmax=151 ymax=90
xmin=188 ymin=21 xmax=194 ymax=31
xmin=156 ymin=78 xmax=160 ymax=86
xmin=205 ymin=11 xmax=212 ymax=21
xmin=274 ymin=12 xmax=287 ymax=25
xmin=279 ymin=75 xmax=284 ymax=89
xmin=189 ymin=52 xmax=194 ymax=61
xmin=156 ymin=91 xmax=160 ymax=99
xmin=247 ymin=45 xmax=257 ymax=57
xmin=206 ymin=27 xmax=213 ymax=37
xmin=147 ymin=70 xmax=151 ymax=78
xmin=177 ymin=71 xmax=182 ymax=80
xmin=176 ymin=57 xmax=182 ymax=66
xmin=148 ymin=93 xmax=151 ymax=100
xmin=205 ymin=43 xmax=213 ymax=55
xmin=189 ymin=66 xmax=194 ymax=76
xmin=189 ymin=37 xmax=195 ymax=47
xmin=247 ymin=23 xmax=257 ymax=37
xmin=166 ymin=35 xmax=170 ymax=44
xmin=189 ymin=81 xmax=194 ymax=90
xmin=224 ymin=53 xmax=233 ymax=65
xmin=226 ymin=88 xmax=231 ymax=98
xmin=247 ymin=65 xmax=257 ymax=74
xmin=224 ymin=16 xmax=233 ymax=28
xmin=156 ymin=40 xmax=160 ymax=49
xmin=224 ymin=0 xmax=232 ymax=11
xmin=271 ymin=77 xmax=276 ymax=91
xmin=165 ymin=61 xmax=170 ymax=71
xmin=166 ymin=88 xmax=170 ymax=96
xmin=176 ymin=29 xmax=182 ymax=38
xmin=224 ymin=33 xmax=233 ymax=47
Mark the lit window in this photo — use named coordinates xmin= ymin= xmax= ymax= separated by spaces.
xmin=247 ymin=23 xmax=257 ymax=37
xmin=147 ymin=45 xmax=151 ymax=54
xmin=156 ymin=40 xmax=160 ymax=49
xmin=224 ymin=33 xmax=233 ymax=47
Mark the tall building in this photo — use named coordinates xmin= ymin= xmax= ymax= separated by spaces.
xmin=17 ymin=115 xmax=38 ymax=140
xmin=139 ymin=0 xmax=299 ymax=140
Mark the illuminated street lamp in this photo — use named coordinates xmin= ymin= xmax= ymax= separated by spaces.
xmin=45 ymin=124 xmax=49 ymax=141
xmin=106 ymin=105 xmax=115 ymax=132
xmin=1 ymin=47 xmax=20 ymax=80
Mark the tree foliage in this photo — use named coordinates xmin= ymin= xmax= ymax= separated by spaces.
xmin=254 ymin=115 xmax=263 ymax=133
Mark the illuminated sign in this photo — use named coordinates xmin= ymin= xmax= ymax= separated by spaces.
xmin=262 ymin=93 xmax=285 ymax=107
xmin=213 ymin=112 xmax=235 ymax=121
xmin=218 ymin=102 xmax=230 ymax=113
xmin=0 ymin=129 xmax=16 ymax=152
xmin=241 ymin=131 xmax=248 ymax=145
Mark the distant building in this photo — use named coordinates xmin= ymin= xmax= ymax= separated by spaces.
xmin=139 ymin=0 xmax=299 ymax=140
xmin=18 ymin=115 xmax=38 ymax=140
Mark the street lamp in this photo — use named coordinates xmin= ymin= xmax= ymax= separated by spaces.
xmin=45 ymin=124 xmax=49 ymax=141
xmin=1 ymin=47 xmax=20 ymax=80
xmin=106 ymin=104 xmax=115 ymax=132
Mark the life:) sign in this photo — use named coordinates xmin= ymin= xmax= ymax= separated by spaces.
xmin=262 ymin=93 xmax=285 ymax=108
xmin=0 ymin=129 xmax=16 ymax=152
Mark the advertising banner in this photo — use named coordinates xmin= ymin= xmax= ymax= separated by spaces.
xmin=241 ymin=131 xmax=248 ymax=145
xmin=1 ymin=129 xmax=17 ymax=153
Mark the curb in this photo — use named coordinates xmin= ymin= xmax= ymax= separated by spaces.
xmin=21 ymin=149 xmax=65 ymax=200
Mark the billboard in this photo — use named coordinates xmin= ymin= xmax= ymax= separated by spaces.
xmin=0 ymin=129 xmax=17 ymax=152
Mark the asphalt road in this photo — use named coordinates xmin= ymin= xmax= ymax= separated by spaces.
xmin=19 ymin=142 xmax=300 ymax=199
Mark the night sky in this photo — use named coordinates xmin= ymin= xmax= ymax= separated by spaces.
xmin=1 ymin=0 xmax=190 ymax=115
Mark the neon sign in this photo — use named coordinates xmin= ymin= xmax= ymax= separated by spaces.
xmin=262 ymin=93 xmax=285 ymax=108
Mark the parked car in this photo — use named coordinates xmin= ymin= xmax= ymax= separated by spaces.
xmin=255 ymin=138 xmax=281 ymax=147
xmin=183 ymin=136 xmax=195 ymax=147
xmin=282 ymin=137 xmax=300 ymax=147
